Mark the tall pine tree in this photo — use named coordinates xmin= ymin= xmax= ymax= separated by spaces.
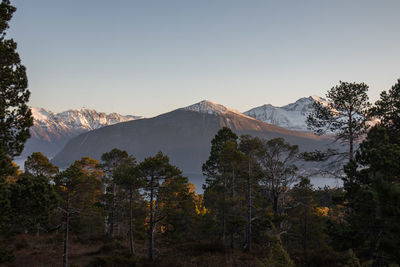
xmin=202 ymin=127 xmax=238 ymax=242
xmin=0 ymin=0 xmax=33 ymax=180
xmin=307 ymin=81 xmax=370 ymax=162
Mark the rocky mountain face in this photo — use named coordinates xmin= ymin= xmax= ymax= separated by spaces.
xmin=244 ymin=96 xmax=329 ymax=132
xmin=19 ymin=107 xmax=142 ymax=159
xmin=51 ymin=100 xmax=333 ymax=176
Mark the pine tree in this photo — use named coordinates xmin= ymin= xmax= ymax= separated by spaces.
xmin=202 ymin=127 xmax=238 ymax=242
xmin=54 ymin=157 xmax=103 ymax=267
xmin=24 ymin=152 xmax=59 ymax=178
xmin=113 ymin=157 xmax=142 ymax=255
xmin=202 ymin=127 xmax=238 ymax=179
xmin=370 ymin=78 xmax=400 ymax=144
xmin=0 ymin=0 xmax=33 ymax=180
xmin=219 ymin=140 xmax=246 ymax=249
xmin=306 ymin=81 xmax=370 ymax=161
xmin=10 ymin=173 xmax=59 ymax=236
xmin=258 ymin=138 xmax=298 ymax=216
xmin=157 ymin=174 xmax=198 ymax=245
xmin=327 ymin=81 xmax=400 ymax=265
xmin=285 ymin=177 xmax=338 ymax=266
xmin=239 ymin=135 xmax=263 ymax=252
xmin=138 ymin=151 xmax=182 ymax=260
xmin=373 ymin=176 xmax=400 ymax=264
xmin=100 ymin=148 xmax=130 ymax=238
xmin=342 ymin=126 xmax=400 ymax=265
xmin=0 ymin=1 xmax=32 ymax=262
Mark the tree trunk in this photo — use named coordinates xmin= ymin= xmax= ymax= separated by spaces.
xmin=221 ymin=207 xmax=225 ymax=241
xmin=129 ymin=190 xmax=135 ymax=255
xmin=108 ymin=182 xmax=116 ymax=238
xmin=273 ymin=194 xmax=279 ymax=216
xmin=232 ymin=169 xmax=235 ymax=198
xmin=63 ymin=194 xmax=70 ymax=267
xmin=230 ymin=168 xmax=235 ymax=249
xmin=349 ymin=136 xmax=354 ymax=161
xmin=221 ymin=175 xmax=227 ymax=241
xmin=271 ymin=175 xmax=279 ymax=216
xmin=303 ymin=204 xmax=308 ymax=265
xmin=246 ymin=159 xmax=252 ymax=252
xmin=349 ymin=110 xmax=354 ymax=161
xmin=148 ymin=176 xmax=154 ymax=260
xmin=36 ymin=222 xmax=40 ymax=237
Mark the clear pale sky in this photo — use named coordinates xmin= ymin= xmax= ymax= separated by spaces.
xmin=8 ymin=0 xmax=400 ymax=117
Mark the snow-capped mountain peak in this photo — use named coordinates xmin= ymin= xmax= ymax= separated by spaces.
xmin=31 ymin=107 xmax=53 ymax=122
xmin=22 ymin=107 xmax=143 ymax=158
xmin=183 ymin=100 xmax=244 ymax=116
xmin=244 ymin=96 xmax=329 ymax=132
xmin=31 ymin=107 xmax=142 ymax=131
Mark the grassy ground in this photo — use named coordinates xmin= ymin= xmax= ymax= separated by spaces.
xmin=2 ymin=234 xmax=267 ymax=267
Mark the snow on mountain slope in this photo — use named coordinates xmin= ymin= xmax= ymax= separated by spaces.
xmin=244 ymin=96 xmax=328 ymax=132
xmin=31 ymin=107 xmax=141 ymax=139
xmin=183 ymin=100 xmax=260 ymax=122
xmin=20 ymin=107 xmax=142 ymax=158
xmin=183 ymin=100 xmax=244 ymax=116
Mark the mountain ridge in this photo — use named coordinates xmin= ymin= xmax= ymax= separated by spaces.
xmin=20 ymin=97 xmax=331 ymax=161
xmin=20 ymin=107 xmax=142 ymax=158
xmin=244 ymin=96 xmax=329 ymax=132
xmin=51 ymin=100 xmax=332 ymax=175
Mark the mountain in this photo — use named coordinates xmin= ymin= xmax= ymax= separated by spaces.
xmin=52 ymin=100 xmax=333 ymax=175
xmin=19 ymin=107 xmax=142 ymax=159
xmin=244 ymin=96 xmax=329 ymax=132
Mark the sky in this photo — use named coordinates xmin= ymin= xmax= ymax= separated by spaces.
xmin=8 ymin=0 xmax=400 ymax=117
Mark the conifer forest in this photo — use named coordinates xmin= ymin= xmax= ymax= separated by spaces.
xmin=1 ymin=1 xmax=400 ymax=266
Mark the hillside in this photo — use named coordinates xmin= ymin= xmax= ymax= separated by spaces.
xmin=52 ymin=100 xmax=332 ymax=175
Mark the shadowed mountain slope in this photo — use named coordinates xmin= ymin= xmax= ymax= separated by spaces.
xmin=52 ymin=101 xmax=332 ymax=174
